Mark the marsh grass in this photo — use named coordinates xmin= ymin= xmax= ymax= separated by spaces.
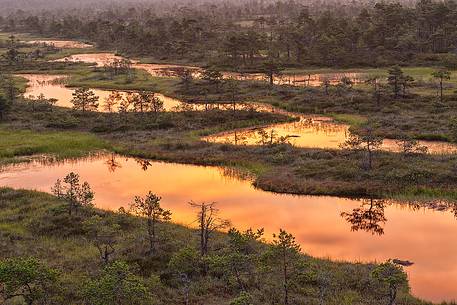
xmin=0 ymin=128 xmax=110 ymax=163
xmin=0 ymin=187 xmax=429 ymax=305
xmin=67 ymin=68 xmax=178 ymax=92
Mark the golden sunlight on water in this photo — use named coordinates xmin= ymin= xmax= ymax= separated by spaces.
xmin=0 ymin=155 xmax=457 ymax=302
xmin=55 ymin=52 xmax=366 ymax=87
xmin=53 ymin=53 xmax=126 ymax=66
xmin=205 ymin=116 xmax=457 ymax=154
xmin=204 ymin=118 xmax=350 ymax=149
xmin=26 ymin=40 xmax=93 ymax=49
xmin=20 ymin=74 xmax=182 ymax=111
xmin=20 ymin=71 xmax=457 ymax=154
xmin=223 ymin=71 xmax=366 ymax=87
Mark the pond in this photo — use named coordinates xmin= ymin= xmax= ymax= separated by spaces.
xmin=223 ymin=71 xmax=367 ymax=87
xmin=19 ymin=74 xmax=260 ymax=112
xmin=54 ymin=53 xmax=126 ymax=66
xmin=204 ymin=111 xmax=457 ymax=154
xmin=20 ymin=74 xmax=183 ymax=111
xmin=20 ymin=73 xmax=457 ymax=154
xmin=0 ymin=154 xmax=456 ymax=302
xmin=26 ymin=40 xmax=93 ymax=49
xmin=55 ymin=52 xmax=368 ymax=87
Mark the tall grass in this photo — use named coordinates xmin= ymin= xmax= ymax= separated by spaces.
xmin=0 ymin=128 xmax=110 ymax=161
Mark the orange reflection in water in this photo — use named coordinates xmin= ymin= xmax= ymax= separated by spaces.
xmin=205 ymin=117 xmax=350 ymax=149
xmin=55 ymin=52 xmax=366 ymax=87
xmin=223 ymin=71 xmax=366 ymax=87
xmin=0 ymin=156 xmax=457 ymax=302
xmin=20 ymin=74 xmax=182 ymax=111
xmin=20 ymin=71 xmax=457 ymax=154
xmin=53 ymin=53 xmax=126 ymax=66
xmin=26 ymin=40 xmax=93 ymax=49
xmin=53 ymin=53 xmax=457 ymax=154
xmin=205 ymin=113 xmax=457 ymax=154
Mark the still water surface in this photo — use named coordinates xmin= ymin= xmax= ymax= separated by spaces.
xmin=0 ymin=155 xmax=456 ymax=302
xmin=20 ymin=74 xmax=182 ymax=111
xmin=26 ymin=40 xmax=93 ymax=49
xmin=21 ymin=73 xmax=457 ymax=154
xmin=55 ymin=52 xmax=367 ymax=87
xmin=12 ymin=44 xmax=457 ymax=302
xmin=204 ymin=110 xmax=457 ymax=154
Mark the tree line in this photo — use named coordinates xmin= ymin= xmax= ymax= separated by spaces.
xmin=3 ymin=0 xmax=457 ymax=68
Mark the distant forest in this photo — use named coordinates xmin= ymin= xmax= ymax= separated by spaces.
xmin=0 ymin=0 xmax=422 ymax=13
xmin=1 ymin=0 xmax=457 ymax=67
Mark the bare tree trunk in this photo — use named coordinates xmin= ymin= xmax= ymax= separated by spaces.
xmin=147 ymin=218 xmax=155 ymax=255
xmin=389 ymin=286 xmax=397 ymax=305
xmin=233 ymin=265 xmax=245 ymax=290
xmin=283 ymin=248 xmax=289 ymax=305
xmin=367 ymin=144 xmax=372 ymax=170
xmin=440 ymin=79 xmax=443 ymax=103
xmin=199 ymin=206 xmax=205 ymax=256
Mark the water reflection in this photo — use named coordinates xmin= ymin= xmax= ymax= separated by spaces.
xmin=54 ymin=53 xmax=125 ymax=66
xmin=205 ymin=112 xmax=457 ymax=154
xmin=19 ymin=74 xmax=182 ymax=111
xmin=26 ymin=40 xmax=93 ymax=49
xmin=223 ymin=71 xmax=366 ymax=87
xmin=341 ymin=198 xmax=387 ymax=235
xmin=205 ymin=116 xmax=349 ymax=149
xmin=55 ymin=52 xmax=367 ymax=87
xmin=49 ymin=52 xmax=457 ymax=154
xmin=105 ymin=154 xmax=122 ymax=173
xmin=1 ymin=155 xmax=457 ymax=302
xmin=20 ymin=74 xmax=252 ymax=113
xmin=20 ymin=73 xmax=457 ymax=154
xmin=341 ymin=197 xmax=457 ymax=236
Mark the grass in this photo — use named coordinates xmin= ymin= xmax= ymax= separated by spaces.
xmin=0 ymin=127 xmax=110 ymax=164
xmin=5 ymin=40 xmax=457 ymax=199
xmin=67 ymin=68 xmax=178 ymax=92
xmin=330 ymin=113 xmax=368 ymax=127
xmin=5 ymin=70 xmax=457 ymax=200
xmin=393 ymin=187 xmax=457 ymax=202
xmin=0 ymin=187 xmax=427 ymax=305
xmin=0 ymin=35 xmax=456 ymax=304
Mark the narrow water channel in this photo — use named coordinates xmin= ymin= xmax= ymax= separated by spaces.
xmin=20 ymin=74 xmax=183 ymax=111
xmin=25 ymin=39 xmax=93 ymax=49
xmin=54 ymin=52 xmax=368 ymax=87
xmin=0 ymin=154 xmax=456 ymax=302
xmin=20 ymin=73 xmax=457 ymax=154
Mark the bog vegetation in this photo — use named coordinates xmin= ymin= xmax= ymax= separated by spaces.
xmin=0 ymin=183 xmax=418 ymax=305
xmin=1 ymin=0 xmax=457 ymax=304
xmin=3 ymin=0 xmax=457 ymax=68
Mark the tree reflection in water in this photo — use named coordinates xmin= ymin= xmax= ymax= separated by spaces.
xmin=105 ymin=154 xmax=122 ymax=173
xmin=105 ymin=155 xmax=152 ymax=172
xmin=102 ymin=153 xmax=457 ymax=236
xmin=135 ymin=158 xmax=152 ymax=171
xmin=341 ymin=198 xmax=387 ymax=235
